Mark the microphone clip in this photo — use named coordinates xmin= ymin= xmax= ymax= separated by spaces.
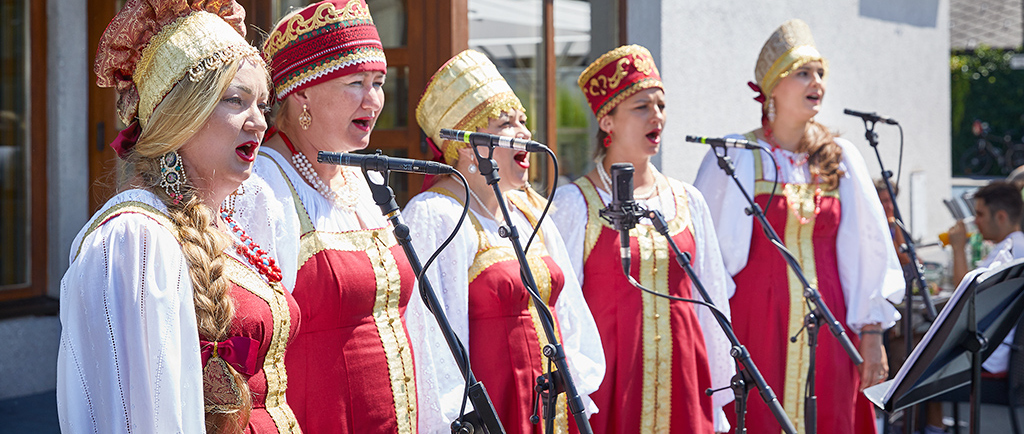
xmin=599 ymin=200 xmax=644 ymax=232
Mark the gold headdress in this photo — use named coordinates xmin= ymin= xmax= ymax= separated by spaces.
xmin=416 ymin=50 xmax=525 ymax=165
xmin=753 ymin=19 xmax=827 ymax=108
xmin=94 ymin=0 xmax=261 ymax=128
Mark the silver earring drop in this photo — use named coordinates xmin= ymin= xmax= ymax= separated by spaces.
xmin=468 ymin=164 xmax=477 ymax=174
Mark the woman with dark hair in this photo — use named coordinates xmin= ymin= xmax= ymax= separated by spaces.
xmin=694 ymin=19 xmax=903 ymax=433
xmin=551 ymin=44 xmax=735 ymax=433
xmin=58 ymin=1 xmax=300 ymax=432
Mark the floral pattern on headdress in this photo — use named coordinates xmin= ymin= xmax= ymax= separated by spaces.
xmin=94 ymin=0 xmax=248 ymax=125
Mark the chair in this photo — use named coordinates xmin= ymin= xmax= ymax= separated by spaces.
xmin=936 ymin=311 xmax=1024 ymax=434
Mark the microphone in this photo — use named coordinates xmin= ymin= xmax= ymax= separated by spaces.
xmin=685 ymin=135 xmax=760 ymax=149
xmin=843 ymin=108 xmax=898 ymax=125
xmin=318 ymin=151 xmax=455 ymax=175
xmin=439 ymin=128 xmax=549 ymax=152
xmin=609 ymin=163 xmax=635 ymax=276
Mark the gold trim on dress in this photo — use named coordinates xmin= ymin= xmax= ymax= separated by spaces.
xmin=367 ymin=230 xmax=418 ymax=433
xmin=75 ymin=201 xmax=177 ymax=261
xmin=458 ymin=189 xmax=570 ymax=433
xmin=224 ymin=259 xmax=301 ymax=433
xmin=752 ymin=150 xmax=832 ymax=434
xmin=575 ymin=177 xmax=693 ymax=433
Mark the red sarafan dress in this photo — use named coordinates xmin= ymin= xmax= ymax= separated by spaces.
xmin=263 ymin=156 xmax=418 ymax=434
xmin=724 ymin=146 xmax=872 ymax=434
xmin=439 ymin=188 xmax=576 ymax=434
xmin=219 ymin=257 xmax=302 ymax=433
xmin=571 ymin=177 xmax=714 ymax=434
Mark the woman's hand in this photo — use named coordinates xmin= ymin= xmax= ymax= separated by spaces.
xmin=857 ymin=325 xmax=888 ymax=391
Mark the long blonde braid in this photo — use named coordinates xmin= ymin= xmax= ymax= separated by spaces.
xmin=122 ymin=57 xmax=264 ymax=432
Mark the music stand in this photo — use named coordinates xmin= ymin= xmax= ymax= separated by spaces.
xmin=865 ymin=258 xmax=1024 ymax=434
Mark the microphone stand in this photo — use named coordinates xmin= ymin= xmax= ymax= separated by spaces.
xmin=352 ymin=154 xmax=506 ymax=434
xmin=709 ymin=145 xmax=864 ymax=434
xmin=466 ymin=137 xmax=594 ymax=434
xmin=854 ymin=118 xmax=937 ymax=434
xmin=632 ymin=205 xmax=797 ymax=434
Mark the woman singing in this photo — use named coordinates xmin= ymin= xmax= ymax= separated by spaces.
xmin=58 ymin=1 xmax=300 ymax=432
xmin=231 ymin=1 xmax=425 ymax=432
xmin=551 ymin=45 xmax=735 ymax=433
xmin=403 ymin=49 xmax=604 ymax=434
xmin=693 ymin=19 xmax=903 ymax=434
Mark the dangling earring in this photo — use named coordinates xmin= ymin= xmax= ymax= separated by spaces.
xmin=603 ymin=130 xmax=612 ymax=148
xmin=299 ymin=104 xmax=312 ymax=130
xmin=468 ymin=163 xmax=478 ymax=174
xmin=159 ymin=150 xmax=186 ymax=205
xmin=767 ymin=98 xmax=776 ymax=123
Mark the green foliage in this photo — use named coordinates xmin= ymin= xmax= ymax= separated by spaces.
xmin=950 ymin=45 xmax=1024 ymax=176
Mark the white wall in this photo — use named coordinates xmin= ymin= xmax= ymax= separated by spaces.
xmin=629 ymin=0 xmax=952 ymax=239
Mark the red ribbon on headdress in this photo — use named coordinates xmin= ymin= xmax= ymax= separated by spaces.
xmin=747 ymin=81 xmax=766 ymax=104
xmin=420 ymin=136 xmax=445 ymax=192
xmin=110 ymin=121 xmax=142 ymax=160
xmin=200 ymin=336 xmax=260 ymax=376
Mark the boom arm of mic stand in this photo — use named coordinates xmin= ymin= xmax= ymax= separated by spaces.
xmin=861 ymin=120 xmax=938 ymax=321
xmin=467 ymin=139 xmax=594 ymax=434
xmin=644 ymin=209 xmax=797 ymax=434
xmin=361 ymin=166 xmax=506 ymax=434
xmin=712 ymin=148 xmax=863 ymax=366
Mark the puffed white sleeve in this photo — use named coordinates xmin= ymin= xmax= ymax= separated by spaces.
xmin=681 ymin=182 xmax=736 ymax=432
xmin=834 ymin=139 xmax=904 ymax=332
xmin=693 ymin=144 xmax=757 ymax=285
xmin=540 ymin=213 xmax=606 ymax=416
xmin=403 ymin=192 xmax=479 ymax=432
xmin=549 ymin=185 xmax=590 ymax=288
xmin=57 ymin=214 xmax=205 ymax=433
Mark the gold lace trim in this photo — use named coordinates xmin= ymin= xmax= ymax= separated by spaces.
xmin=751 ymin=149 xmax=827 ymax=434
xmin=263 ymin=0 xmax=374 ymax=58
xmin=575 ymin=177 xmax=692 ymax=433
xmin=367 ymin=230 xmax=417 ymax=433
xmin=75 ymin=201 xmax=176 ymax=261
xmin=224 ymin=259 xmax=300 ymax=433
xmin=273 ymin=47 xmax=386 ymax=99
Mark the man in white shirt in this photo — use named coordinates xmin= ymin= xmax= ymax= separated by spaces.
xmin=947 ymin=180 xmax=1024 ymax=374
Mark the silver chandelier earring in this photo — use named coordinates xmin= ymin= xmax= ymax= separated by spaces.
xmin=767 ymin=97 xmax=777 ymax=123
xmin=159 ymin=151 xmax=187 ymax=205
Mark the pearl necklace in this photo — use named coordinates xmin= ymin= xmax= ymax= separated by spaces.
xmin=221 ymin=211 xmax=283 ymax=283
xmin=279 ymin=131 xmax=360 ymax=212
xmin=467 ymin=186 xmax=505 ymax=223
xmin=594 ymin=155 xmax=660 ymax=200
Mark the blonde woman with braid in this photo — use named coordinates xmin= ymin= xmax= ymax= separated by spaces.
xmin=57 ymin=1 xmax=301 ymax=432
xmin=694 ymin=19 xmax=902 ymax=433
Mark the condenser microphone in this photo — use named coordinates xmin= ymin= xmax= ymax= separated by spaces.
xmin=318 ymin=151 xmax=455 ymax=175
xmin=609 ymin=163 xmax=635 ymax=276
xmin=439 ymin=128 xmax=549 ymax=152
xmin=685 ymin=135 xmax=761 ymax=149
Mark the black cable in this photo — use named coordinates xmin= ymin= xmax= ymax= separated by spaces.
xmin=896 ymin=123 xmax=905 ymax=187
xmin=414 ymin=170 xmax=475 ymax=425
xmin=524 ymin=146 xmax=559 ymax=254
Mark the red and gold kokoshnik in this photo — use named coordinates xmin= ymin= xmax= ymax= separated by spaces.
xmin=577 ymin=44 xmax=662 ymax=120
xmin=263 ymin=0 xmax=387 ymax=100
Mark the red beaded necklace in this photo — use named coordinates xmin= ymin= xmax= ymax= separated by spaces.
xmin=221 ymin=211 xmax=283 ymax=283
xmin=763 ymin=121 xmax=821 ymax=224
